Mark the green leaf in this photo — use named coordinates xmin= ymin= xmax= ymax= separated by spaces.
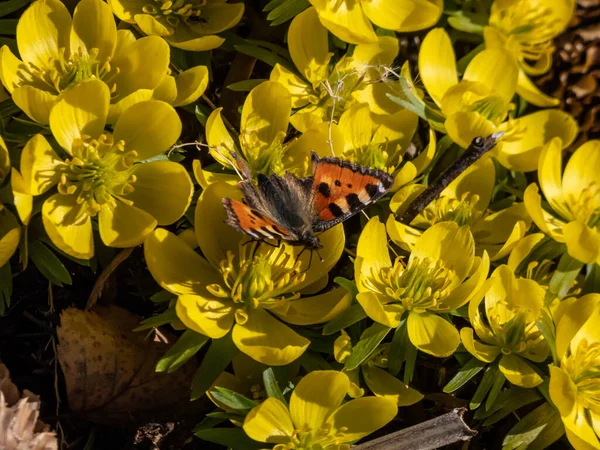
xmin=29 ymin=240 xmax=72 ymax=287
xmin=470 ymin=364 xmax=498 ymax=410
xmin=195 ymin=428 xmax=264 ymax=450
xmin=0 ymin=19 xmax=18 ymax=35
xmin=480 ymin=388 xmax=542 ymax=426
xmin=387 ymin=320 xmax=407 ymax=376
xmin=502 ymin=402 xmax=564 ymax=450
xmin=263 ymin=367 xmax=287 ymax=406
xmin=298 ymin=350 xmax=333 ymax=372
xmin=227 ymin=79 xmax=268 ymax=92
xmin=322 ymin=304 xmax=366 ymax=336
xmin=134 ymin=309 xmax=178 ymax=331
xmin=333 ymin=276 xmax=358 ymax=299
xmin=265 ymin=0 xmax=310 ymax=26
xmin=485 ymin=369 xmax=505 ymax=411
xmin=536 ymin=308 xmax=558 ymax=366
xmin=443 ymin=357 xmax=487 ymax=393
xmin=583 ymin=263 xmax=600 ymax=294
xmin=446 ymin=10 xmax=487 ymax=34
xmin=344 ymin=322 xmax=390 ymax=371
xmin=548 ymin=252 xmax=584 ymax=300
xmin=208 ymin=386 xmax=258 ymax=411
xmin=156 ymin=330 xmax=209 ymax=373
xmin=191 ymin=331 xmax=239 ymax=400
xmin=195 ymin=103 xmax=212 ymax=127
xmin=403 ymin=337 xmax=418 ymax=385
xmin=456 ymin=43 xmax=484 ymax=75
xmin=0 ymin=0 xmax=29 ymax=18
xmin=0 ymin=263 xmax=12 ymax=316
xmin=234 ymin=44 xmax=296 ymax=72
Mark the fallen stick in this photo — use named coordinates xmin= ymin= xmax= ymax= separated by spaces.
xmin=355 ymin=408 xmax=476 ymax=450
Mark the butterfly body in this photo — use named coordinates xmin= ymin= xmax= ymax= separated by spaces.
xmin=223 ymin=152 xmax=393 ymax=249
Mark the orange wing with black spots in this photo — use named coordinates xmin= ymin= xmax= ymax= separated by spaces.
xmin=222 ymin=198 xmax=295 ymax=241
xmin=310 ymin=151 xmax=394 ymax=232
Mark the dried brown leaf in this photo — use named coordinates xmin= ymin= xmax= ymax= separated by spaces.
xmin=56 ymin=306 xmax=200 ymax=425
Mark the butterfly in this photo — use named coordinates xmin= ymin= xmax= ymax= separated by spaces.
xmin=222 ymin=151 xmax=394 ymax=249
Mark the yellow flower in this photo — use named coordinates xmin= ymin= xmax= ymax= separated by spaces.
xmin=417 ymin=28 xmax=578 ymax=172
xmin=484 ymin=0 xmax=576 ymax=107
xmin=550 ymin=293 xmax=600 ymax=449
xmin=108 ymin=0 xmax=244 ymax=51
xmin=144 ymin=181 xmax=349 ymax=365
xmin=270 ymin=7 xmax=402 ymax=133
xmin=243 ymin=370 xmax=397 ymax=448
xmin=308 ymin=0 xmax=443 ymax=44
xmin=461 ymin=265 xmax=549 ymax=388
xmin=333 ymin=330 xmax=423 ymax=406
xmin=388 ymin=158 xmax=530 ymax=260
xmin=322 ymin=103 xmax=434 ymax=190
xmin=20 ymin=79 xmax=192 ymax=259
xmin=355 ymin=217 xmax=489 ymax=357
xmin=524 ymin=139 xmax=600 ymax=265
xmin=0 ymin=136 xmax=22 ymax=268
xmin=0 ymin=0 xmax=206 ymax=125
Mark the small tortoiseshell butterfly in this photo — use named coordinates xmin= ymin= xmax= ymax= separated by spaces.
xmin=222 ymin=151 xmax=394 ymax=249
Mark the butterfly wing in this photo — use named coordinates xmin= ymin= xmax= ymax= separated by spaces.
xmin=223 ymin=197 xmax=297 ymax=241
xmin=310 ymin=151 xmax=394 ymax=232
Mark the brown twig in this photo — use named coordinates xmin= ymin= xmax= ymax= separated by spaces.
xmin=85 ymin=247 xmax=134 ymax=310
xmin=395 ymin=132 xmax=504 ymax=225
xmin=355 ymin=408 xmax=476 ymax=450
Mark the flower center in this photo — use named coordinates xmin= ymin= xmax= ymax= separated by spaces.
xmin=366 ymin=257 xmax=454 ymax=312
xmin=141 ymin=0 xmax=206 ymax=28
xmin=316 ymin=67 xmax=364 ymax=116
xmin=568 ymin=182 xmax=600 ymax=229
xmin=563 ymin=339 xmax=600 ymax=413
xmin=56 ymin=134 xmax=137 ymax=217
xmin=490 ymin=2 xmax=558 ymax=63
xmin=207 ymin=243 xmax=306 ymax=321
xmin=423 ymin=193 xmax=480 ymax=227
xmin=19 ymin=48 xmax=119 ymax=96
xmin=274 ymin=422 xmax=350 ymax=450
xmin=241 ymin=131 xmax=288 ymax=176
xmin=346 ymin=141 xmax=397 ymax=173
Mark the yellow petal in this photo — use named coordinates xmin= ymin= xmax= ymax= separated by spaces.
xmin=290 ymin=370 xmax=349 ymax=430
xmin=189 ymin=2 xmax=244 ymax=35
xmin=143 ymin=228 xmax=221 ymax=296
xmin=338 ymin=103 xmax=372 ymax=154
xmin=555 ymin=294 xmax=600 ymax=361
xmin=460 ymin=327 xmax=500 ymax=362
xmin=480 ymin=220 xmax=529 ymax=262
xmin=386 ymin=216 xmax=421 ymax=252
xmin=0 ymin=46 xmax=31 ymax=94
xmin=126 ymin=161 xmax=193 ymax=225
xmin=372 ymin=109 xmax=419 ymax=163
xmin=327 ymin=396 xmax=397 ymax=443
xmin=410 ymin=222 xmax=474 ymax=284
xmin=98 ymin=200 xmax=157 ymax=247
xmin=288 ymin=7 xmax=331 ymax=84
xmin=20 ymin=134 xmax=62 ymax=195
xmin=70 ymin=0 xmax=117 ymax=61
xmin=507 ymin=233 xmax=546 ymax=271
xmin=113 ymin=100 xmax=182 ymax=160
xmin=106 ymin=89 xmax=154 ymax=124
xmin=362 ymin=0 xmax=441 ymax=32
xmin=49 ymin=79 xmax=109 ymax=152
xmin=232 ymin=308 xmax=310 ymax=366
xmin=356 ymin=292 xmax=404 ymax=327
xmin=111 ymin=35 xmax=171 ymax=99
xmin=171 ymin=65 xmax=209 ymax=107
xmin=151 ymin=75 xmax=177 ymax=105
xmin=274 ymin=288 xmax=351 ymax=326
xmin=243 ymin=398 xmax=293 ymax=444
xmin=333 ymin=330 xmax=352 ymax=363
xmin=523 ymin=184 xmax=566 ymax=241
xmin=270 ymin=64 xmax=312 ymax=109
xmin=549 ymin=366 xmax=576 ymax=417
xmin=563 ymin=140 xmax=600 ymax=203
xmin=418 ymin=28 xmax=457 ymax=107
xmin=355 ymin=217 xmax=391 ymax=292
xmin=42 ymin=194 xmax=94 ymax=259
xmin=0 ymin=136 xmax=8 ymax=182
xmin=0 ymin=207 xmax=20 ymax=267
xmin=134 ymin=14 xmax=174 ymax=37
xmin=407 ymin=311 xmax=460 ymax=357
xmin=164 ymin=33 xmax=225 ymax=52
xmin=309 ymin=0 xmax=378 ymax=44
xmin=106 ymin=0 xmax=141 ymax=22
xmin=443 ymin=157 xmax=495 ymax=213
xmin=463 ymin=48 xmax=518 ymax=105
xmin=445 ymin=111 xmax=497 ymax=150
xmin=176 ymin=295 xmax=234 ymax=339
xmin=192 ymin=159 xmax=239 ymax=189
xmin=498 ymin=353 xmax=542 ymax=388
xmin=563 ymin=221 xmax=600 ymax=265
xmin=363 ymin=366 xmax=423 ymax=406
xmin=564 ymin=404 xmax=600 ymax=449
xmin=194 ymin=181 xmax=245 ymax=267
xmin=495 ymin=109 xmax=578 ymax=172
xmin=290 ymin=105 xmax=328 ymax=133
xmin=351 ymin=36 xmax=399 ymax=80
xmin=240 ymin=81 xmax=291 ymax=152
xmin=471 ymin=202 xmax=531 ymax=245
xmin=538 ymin=138 xmax=570 ymax=218
xmin=17 ymin=0 xmax=71 ymax=69
xmin=12 ymin=85 xmax=56 ymax=125
xmin=11 ymin=169 xmax=33 ymax=226
xmin=516 ymin=68 xmax=560 ymax=107
xmin=442 ymin=252 xmax=489 ymax=310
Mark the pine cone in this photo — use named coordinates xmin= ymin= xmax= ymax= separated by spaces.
xmin=0 ymin=363 xmax=57 ymax=450
xmin=536 ymin=0 xmax=600 ymax=148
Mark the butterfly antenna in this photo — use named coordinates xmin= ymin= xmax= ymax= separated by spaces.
xmin=361 ymin=210 xmax=370 ymax=220
xmin=305 ymin=249 xmax=314 ymax=272
xmin=209 ymin=146 xmax=248 ymax=181
xmin=316 ymin=248 xmax=324 ymax=263
xmin=295 ymin=247 xmax=307 ymax=270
